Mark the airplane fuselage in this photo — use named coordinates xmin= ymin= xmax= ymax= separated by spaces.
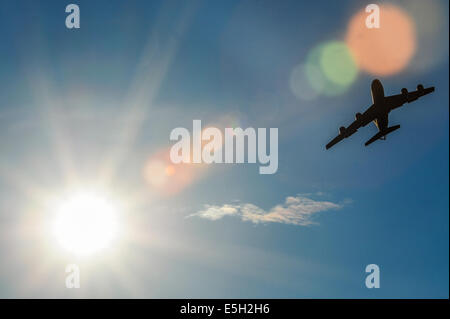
xmin=370 ymin=79 xmax=389 ymax=131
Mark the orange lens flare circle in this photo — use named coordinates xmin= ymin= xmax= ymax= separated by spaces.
xmin=346 ymin=4 xmax=416 ymax=76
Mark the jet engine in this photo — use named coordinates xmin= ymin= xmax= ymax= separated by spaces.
xmin=401 ymin=88 xmax=408 ymax=97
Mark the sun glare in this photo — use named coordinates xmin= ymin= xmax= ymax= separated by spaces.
xmin=51 ymin=191 xmax=119 ymax=256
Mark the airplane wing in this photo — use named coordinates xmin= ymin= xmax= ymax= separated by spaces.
xmin=325 ymin=108 xmax=375 ymax=150
xmin=385 ymin=85 xmax=435 ymax=111
xmin=326 ymin=134 xmax=346 ymax=150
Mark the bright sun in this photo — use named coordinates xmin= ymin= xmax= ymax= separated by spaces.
xmin=51 ymin=191 xmax=119 ymax=256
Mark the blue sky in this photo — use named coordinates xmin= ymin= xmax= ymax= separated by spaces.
xmin=0 ymin=0 xmax=448 ymax=298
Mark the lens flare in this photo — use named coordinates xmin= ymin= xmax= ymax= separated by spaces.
xmin=289 ymin=64 xmax=320 ymax=101
xmin=144 ymin=148 xmax=203 ymax=196
xmin=346 ymin=4 xmax=416 ymax=76
xmin=303 ymin=42 xmax=356 ymax=97
xmin=320 ymin=41 xmax=358 ymax=86
xmin=143 ymin=116 xmax=241 ymax=196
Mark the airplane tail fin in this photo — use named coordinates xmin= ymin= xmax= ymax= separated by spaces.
xmin=365 ymin=125 xmax=400 ymax=146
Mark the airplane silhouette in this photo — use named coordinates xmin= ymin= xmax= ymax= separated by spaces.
xmin=326 ymin=79 xmax=435 ymax=149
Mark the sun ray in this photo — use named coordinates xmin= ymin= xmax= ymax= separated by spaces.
xmin=98 ymin=1 xmax=201 ymax=186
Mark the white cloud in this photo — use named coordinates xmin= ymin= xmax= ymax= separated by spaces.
xmin=189 ymin=195 xmax=343 ymax=226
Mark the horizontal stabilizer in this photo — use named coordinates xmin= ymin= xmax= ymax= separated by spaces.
xmin=365 ymin=125 xmax=400 ymax=146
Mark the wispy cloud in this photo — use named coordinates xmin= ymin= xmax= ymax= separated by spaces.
xmin=188 ymin=195 xmax=344 ymax=226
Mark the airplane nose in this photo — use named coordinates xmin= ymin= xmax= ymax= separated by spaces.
xmin=371 ymin=79 xmax=382 ymax=90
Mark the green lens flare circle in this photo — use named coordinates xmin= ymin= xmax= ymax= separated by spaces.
xmin=319 ymin=41 xmax=358 ymax=86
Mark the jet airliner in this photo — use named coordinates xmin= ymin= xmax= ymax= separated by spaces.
xmin=326 ymin=79 xmax=435 ymax=149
